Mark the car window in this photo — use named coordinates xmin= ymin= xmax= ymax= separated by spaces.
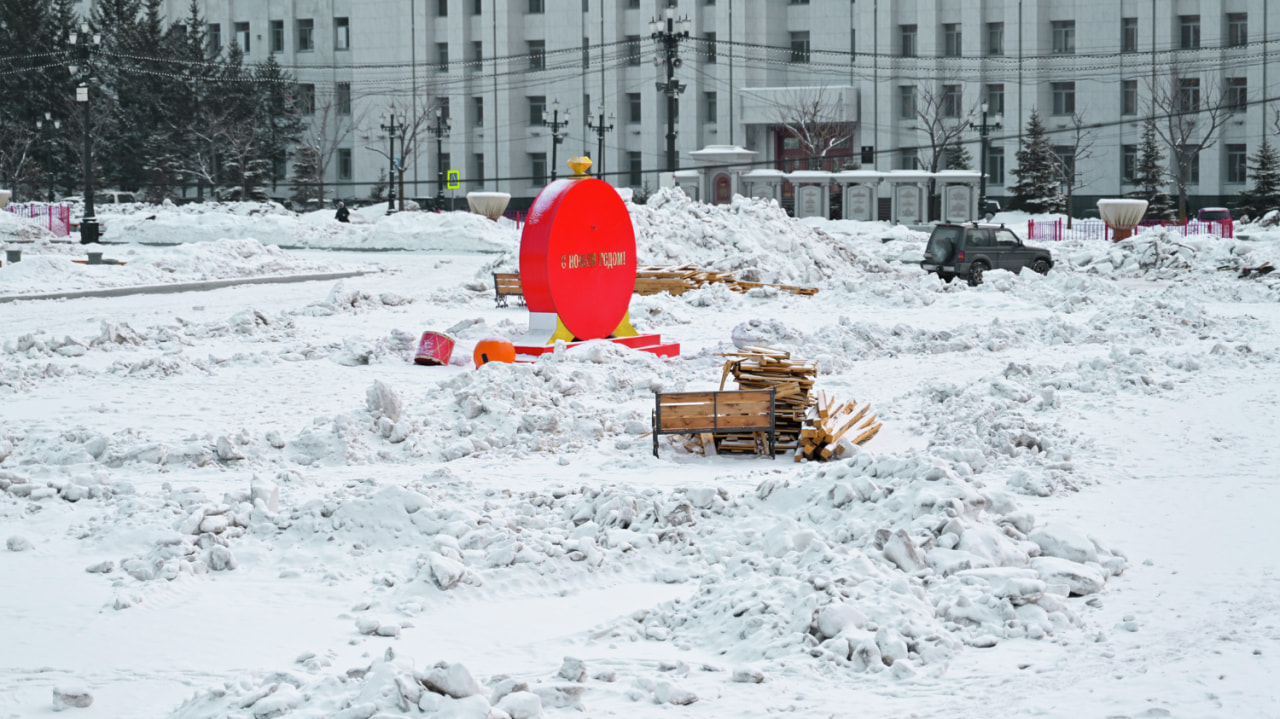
xmin=995 ymin=230 xmax=1019 ymax=246
xmin=968 ymin=229 xmax=992 ymax=246
xmin=931 ymin=226 xmax=964 ymax=245
xmin=118 ymin=193 xmax=135 ymax=203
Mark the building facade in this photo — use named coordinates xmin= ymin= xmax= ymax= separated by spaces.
xmin=77 ymin=0 xmax=1280 ymax=212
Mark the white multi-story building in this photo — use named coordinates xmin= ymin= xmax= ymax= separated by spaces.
xmin=81 ymin=0 xmax=1280 ymax=213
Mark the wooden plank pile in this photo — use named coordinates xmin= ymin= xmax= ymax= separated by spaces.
xmin=634 ymin=264 xmax=818 ymax=297
xmin=716 ymin=346 xmax=818 ymax=455
xmin=797 ymin=390 xmax=882 ymax=462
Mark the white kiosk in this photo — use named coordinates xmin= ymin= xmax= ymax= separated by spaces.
xmin=835 ymin=170 xmax=883 ymax=221
xmin=741 ymin=169 xmax=786 ymax=203
xmin=687 ymin=145 xmax=758 ymax=205
xmin=884 ymin=171 xmax=931 ymax=224
xmin=786 ymin=171 xmax=833 ymax=219
xmin=933 ymin=170 xmax=982 ymax=223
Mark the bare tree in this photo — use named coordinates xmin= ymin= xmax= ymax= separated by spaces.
xmin=1148 ymin=66 xmax=1234 ymax=221
xmin=912 ymin=83 xmax=979 ymax=219
xmin=1048 ymin=112 xmax=1096 ymax=228
xmin=0 ymin=126 xmax=39 ymax=201
xmin=364 ymin=99 xmax=441 ymax=211
xmin=771 ymin=87 xmax=853 ymax=170
xmin=292 ymin=84 xmax=358 ymax=207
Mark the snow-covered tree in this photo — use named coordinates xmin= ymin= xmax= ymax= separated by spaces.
xmin=1238 ymin=139 xmax=1280 ymax=218
xmin=1009 ymin=109 xmax=1064 ymax=214
xmin=1129 ymin=117 xmax=1176 ymax=220
xmin=945 ymin=143 xmax=973 ymax=170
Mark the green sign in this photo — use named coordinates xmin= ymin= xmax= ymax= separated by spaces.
xmin=447 ymin=170 xmax=460 ymax=190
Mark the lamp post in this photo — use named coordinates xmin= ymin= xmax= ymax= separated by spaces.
xmin=429 ymin=107 xmax=452 ymax=207
xmin=541 ymin=99 xmax=569 ymax=180
xmin=650 ymin=4 xmax=690 ymax=174
xmin=68 ymin=23 xmax=101 ymax=245
xmin=380 ymin=112 xmax=404 ymax=215
xmin=974 ymin=101 xmax=1002 ymax=217
xmin=36 ymin=112 xmax=61 ymax=203
xmin=586 ymin=105 xmax=615 ymax=177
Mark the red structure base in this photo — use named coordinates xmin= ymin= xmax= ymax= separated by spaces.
xmin=514 ymin=333 xmax=680 ymax=361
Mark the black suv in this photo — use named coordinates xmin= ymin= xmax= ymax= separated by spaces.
xmin=921 ymin=223 xmax=1054 ymax=286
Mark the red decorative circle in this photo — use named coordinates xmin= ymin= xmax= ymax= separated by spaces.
xmin=519 ymin=179 xmax=637 ymax=341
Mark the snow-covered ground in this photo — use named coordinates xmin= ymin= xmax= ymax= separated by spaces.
xmin=3 ymin=191 xmax=1280 ymax=718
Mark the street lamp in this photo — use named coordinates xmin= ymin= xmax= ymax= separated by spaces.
xmin=650 ymin=4 xmax=691 ymax=174
xmin=68 ymin=22 xmax=101 ymax=245
xmin=380 ymin=112 xmax=404 ymax=215
xmin=586 ymin=105 xmax=615 ymax=177
xmin=973 ymin=100 xmax=1002 ymax=217
xmin=429 ymin=107 xmax=452 ymax=207
xmin=541 ymin=99 xmax=569 ymax=180
xmin=36 ymin=112 xmax=61 ymax=203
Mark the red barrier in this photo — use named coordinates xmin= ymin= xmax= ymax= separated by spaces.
xmin=2 ymin=203 xmax=71 ymax=236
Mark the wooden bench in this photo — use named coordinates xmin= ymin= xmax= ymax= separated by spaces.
xmin=493 ymin=272 xmax=525 ymax=307
xmin=652 ymin=389 xmax=776 ymax=458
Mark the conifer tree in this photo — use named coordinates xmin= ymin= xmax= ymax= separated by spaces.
xmin=1008 ymin=109 xmax=1064 ymax=213
xmin=945 ymin=143 xmax=973 ymax=171
xmin=1238 ymin=140 xmax=1280 ymax=219
xmin=1129 ymin=117 xmax=1176 ymax=220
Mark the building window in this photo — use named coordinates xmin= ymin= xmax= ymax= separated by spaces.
xmin=336 ymin=82 xmax=351 ymax=115
xmin=1180 ymin=15 xmax=1200 ymax=50
xmin=1122 ymin=17 xmax=1137 ymax=53
xmin=529 ymin=95 xmax=546 ymax=125
xmin=790 ymin=31 xmax=810 ymax=63
xmin=1051 ymin=20 xmax=1074 ymax=54
xmin=298 ymin=83 xmax=315 ymax=114
xmin=898 ymin=149 xmax=918 ymax=170
xmin=1054 ymin=146 xmax=1075 ymax=188
xmin=531 ymin=153 xmax=547 ymax=185
xmin=297 ymin=19 xmax=314 ymax=52
xmin=529 ymin=40 xmax=545 ymax=70
xmin=335 ymin=17 xmax=349 ymax=50
xmin=1122 ymin=80 xmax=1137 ymax=115
xmin=472 ymin=40 xmax=483 ymax=69
xmin=987 ymin=146 xmax=1004 ymax=185
xmin=438 ymin=0 xmax=448 ymax=16
xmin=703 ymin=32 xmax=716 ymax=63
xmin=704 ymin=91 xmax=717 ymax=122
xmin=441 ymin=153 xmax=451 ymax=179
xmin=234 ymin=22 xmax=250 ymax=52
xmin=942 ymin=84 xmax=962 ymax=118
xmin=437 ymin=42 xmax=450 ymax=70
xmin=1177 ymin=78 xmax=1200 ymax=112
xmin=1227 ymin=13 xmax=1247 ymax=47
xmin=788 ymin=0 xmax=809 ymax=4
xmin=627 ymin=92 xmax=642 ymax=122
xmin=943 ymin=23 xmax=961 ymax=57
xmin=473 ymin=0 xmax=482 ymax=14
xmin=898 ymin=85 xmax=917 ymax=119
xmin=208 ymin=23 xmax=221 ymax=52
xmin=626 ymin=0 xmax=640 ymax=7
xmin=986 ymin=22 xmax=1003 ymax=56
xmin=473 ymin=154 xmax=484 ymax=188
xmin=337 ymin=148 xmax=352 ymax=180
xmin=529 ymin=0 xmax=544 ymax=12
xmin=627 ymin=151 xmax=642 ymax=186
xmin=899 ymin=24 xmax=917 ymax=57
xmin=270 ymin=20 xmax=284 ymax=52
xmin=626 ymin=35 xmax=641 ymax=65
xmin=1226 ymin=77 xmax=1247 ymax=111
xmin=1227 ymin=144 xmax=1248 ymax=183
xmin=582 ymin=37 xmax=589 ymax=69
xmin=986 ymin=84 xmax=1004 ymax=115
xmin=473 ymin=96 xmax=483 ymax=126
xmin=1122 ymin=145 xmax=1137 ymax=183
xmin=1051 ymin=82 xmax=1075 ymax=115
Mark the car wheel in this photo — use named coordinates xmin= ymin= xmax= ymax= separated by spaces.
xmin=967 ymin=263 xmax=987 ymax=287
xmin=1030 ymin=259 xmax=1051 ymax=275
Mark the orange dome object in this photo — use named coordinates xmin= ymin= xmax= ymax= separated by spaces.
xmin=473 ymin=338 xmax=516 ymax=367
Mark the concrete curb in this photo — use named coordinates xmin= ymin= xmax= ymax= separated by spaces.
xmin=0 ymin=270 xmax=378 ymax=304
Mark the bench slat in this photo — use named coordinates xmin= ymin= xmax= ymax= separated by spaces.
xmin=659 ymin=415 xmax=772 ymax=431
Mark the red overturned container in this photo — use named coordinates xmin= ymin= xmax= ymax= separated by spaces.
xmin=414 ymin=331 xmax=455 ymax=366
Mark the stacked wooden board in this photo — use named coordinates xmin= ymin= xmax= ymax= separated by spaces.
xmin=634 ymin=265 xmax=818 ymax=297
xmin=797 ymin=390 xmax=882 ymax=461
xmin=716 ymin=346 xmax=818 ymax=455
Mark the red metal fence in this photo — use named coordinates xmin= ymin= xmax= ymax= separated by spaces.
xmin=1027 ymin=217 xmax=1234 ymax=242
xmin=2 ymin=203 xmax=72 ymax=237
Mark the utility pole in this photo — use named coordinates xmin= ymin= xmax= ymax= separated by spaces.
xmin=650 ymin=3 xmax=690 ymax=174
xmin=36 ymin=112 xmax=61 ymax=203
xmin=68 ymin=23 xmax=101 ymax=245
xmin=971 ymin=101 xmax=1002 ymax=217
xmin=429 ymin=107 xmax=452 ymax=207
xmin=586 ymin=106 xmax=615 ymax=177
xmin=541 ymin=99 xmax=570 ymax=180
xmin=380 ymin=112 xmax=403 ymax=215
